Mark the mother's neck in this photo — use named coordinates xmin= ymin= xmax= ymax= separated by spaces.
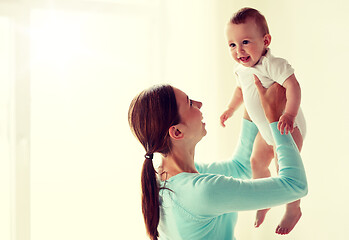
xmin=160 ymin=146 xmax=198 ymax=180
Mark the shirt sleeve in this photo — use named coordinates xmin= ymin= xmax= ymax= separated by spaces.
xmin=188 ymin=122 xmax=307 ymax=217
xmin=234 ymin=64 xmax=242 ymax=87
xmin=195 ymin=118 xmax=258 ymax=180
xmin=264 ymin=56 xmax=294 ymax=85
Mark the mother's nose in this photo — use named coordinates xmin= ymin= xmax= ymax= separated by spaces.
xmin=195 ymin=101 xmax=202 ymax=109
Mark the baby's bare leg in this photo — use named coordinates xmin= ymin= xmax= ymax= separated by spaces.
xmin=275 ymin=127 xmax=303 ymax=235
xmin=251 ymin=133 xmax=274 ymax=228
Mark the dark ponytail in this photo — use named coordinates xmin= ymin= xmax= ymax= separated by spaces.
xmin=128 ymin=85 xmax=180 ymax=239
xmin=141 ymin=156 xmax=159 ymax=239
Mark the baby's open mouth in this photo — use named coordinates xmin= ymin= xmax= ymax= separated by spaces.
xmin=239 ymin=56 xmax=250 ymax=63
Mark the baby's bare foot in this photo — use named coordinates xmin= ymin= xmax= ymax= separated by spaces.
xmin=254 ymin=208 xmax=270 ymax=228
xmin=275 ymin=207 xmax=302 ymax=235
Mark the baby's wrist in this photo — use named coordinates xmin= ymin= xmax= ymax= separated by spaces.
xmin=227 ymin=106 xmax=236 ymax=112
xmin=282 ymin=112 xmax=296 ymax=120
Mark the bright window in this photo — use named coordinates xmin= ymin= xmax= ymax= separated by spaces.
xmin=30 ymin=5 xmax=157 ymax=240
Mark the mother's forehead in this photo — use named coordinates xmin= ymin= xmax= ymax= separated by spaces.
xmin=173 ymin=87 xmax=188 ymax=101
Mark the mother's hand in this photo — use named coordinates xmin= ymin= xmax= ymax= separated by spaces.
xmin=254 ymin=75 xmax=286 ymax=123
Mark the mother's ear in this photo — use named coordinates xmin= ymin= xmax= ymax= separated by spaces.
xmin=168 ymin=125 xmax=184 ymax=140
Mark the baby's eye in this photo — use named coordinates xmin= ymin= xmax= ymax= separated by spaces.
xmin=242 ymin=40 xmax=249 ymax=44
xmin=190 ymin=100 xmax=193 ymax=106
xmin=229 ymin=43 xmax=236 ymax=48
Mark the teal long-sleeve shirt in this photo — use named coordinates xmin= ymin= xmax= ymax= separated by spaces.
xmin=158 ymin=119 xmax=308 ymax=240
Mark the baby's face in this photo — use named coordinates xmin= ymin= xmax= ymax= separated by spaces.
xmin=225 ymin=18 xmax=270 ymax=67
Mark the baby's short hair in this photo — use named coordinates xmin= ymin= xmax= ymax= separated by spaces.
xmin=230 ymin=7 xmax=269 ymax=36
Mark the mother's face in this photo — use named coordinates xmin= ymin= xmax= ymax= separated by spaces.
xmin=172 ymin=87 xmax=207 ymax=141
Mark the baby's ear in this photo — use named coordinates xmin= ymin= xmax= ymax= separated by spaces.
xmin=264 ymin=34 xmax=271 ymax=47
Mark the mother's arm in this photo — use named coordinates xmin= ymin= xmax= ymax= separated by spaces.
xmin=195 ymin=115 xmax=258 ymax=179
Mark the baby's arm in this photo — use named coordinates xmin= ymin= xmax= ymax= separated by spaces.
xmin=279 ymin=74 xmax=301 ymax=134
xmin=220 ymin=87 xmax=243 ymax=127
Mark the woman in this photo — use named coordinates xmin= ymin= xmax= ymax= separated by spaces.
xmin=128 ymin=77 xmax=308 ymax=240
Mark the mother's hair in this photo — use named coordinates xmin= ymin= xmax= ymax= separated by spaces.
xmin=128 ymin=84 xmax=180 ymax=240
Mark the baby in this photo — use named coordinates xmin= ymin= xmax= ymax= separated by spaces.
xmin=220 ymin=8 xmax=306 ymax=235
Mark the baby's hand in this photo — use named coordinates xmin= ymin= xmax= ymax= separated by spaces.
xmin=220 ymin=108 xmax=235 ymax=127
xmin=278 ymin=113 xmax=295 ymax=135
